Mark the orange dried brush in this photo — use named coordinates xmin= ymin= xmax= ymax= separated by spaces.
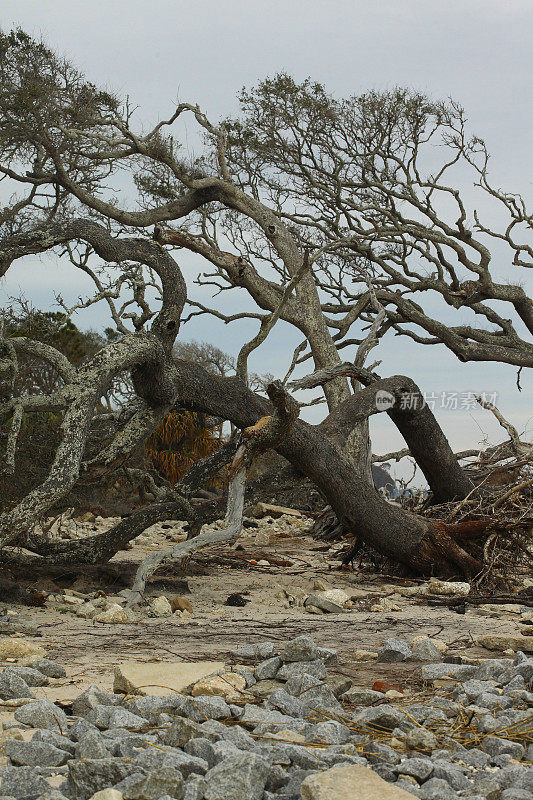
xmin=145 ymin=410 xmax=222 ymax=485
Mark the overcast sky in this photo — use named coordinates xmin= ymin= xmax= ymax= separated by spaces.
xmin=1 ymin=0 xmax=532 ymax=481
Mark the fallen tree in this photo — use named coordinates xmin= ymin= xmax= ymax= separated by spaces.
xmin=1 ymin=31 xmax=531 ymax=595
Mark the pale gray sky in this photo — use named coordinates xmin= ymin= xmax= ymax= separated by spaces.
xmin=1 ymin=0 xmax=532 ymax=479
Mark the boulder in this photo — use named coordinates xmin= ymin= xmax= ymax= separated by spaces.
xmin=113 ymin=660 xmax=225 ymax=695
xmin=253 ymin=503 xmax=302 ymax=518
xmin=300 ymin=764 xmax=418 ymax=799
xmin=476 ymin=635 xmax=533 ymax=653
xmin=0 ymin=637 xmax=46 ymax=660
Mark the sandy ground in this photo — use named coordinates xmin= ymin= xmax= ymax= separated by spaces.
xmin=0 ymin=516 xmax=527 ymax=720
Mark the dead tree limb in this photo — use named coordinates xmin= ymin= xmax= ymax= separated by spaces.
xmin=124 ymin=381 xmax=300 ymax=606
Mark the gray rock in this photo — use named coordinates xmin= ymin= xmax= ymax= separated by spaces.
xmin=167 ymin=694 xmax=231 ymax=722
xmin=30 ymin=658 xmax=67 ymax=679
xmin=307 ymin=720 xmax=351 ymax=744
xmin=405 ymin=726 xmax=438 ymax=752
xmin=5 ymin=739 xmax=70 ymax=767
xmin=182 ymin=774 xmax=207 ymax=800
xmin=254 ymin=657 xmax=282 ymax=681
xmin=203 ymin=752 xmax=269 ymax=800
xmin=353 ymin=704 xmax=412 ymax=731
xmin=316 ymin=647 xmax=337 ymax=664
xmin=234 ymin=667 xmax=256 ymax=687
xmin=371 ymin=763 xmax=397 ymax=783
xmin=280 ymin=635 xmax=320 ymax=663
xmin=240 ymin=704 xmax=294 ymax=727
xmin=134 ymin=746 xmax=209 ymax=778
xmin=325 ymin=675 xmax=352 ymax=698
xmin=184 ymin=736 xmax=217 ymax=768
xmin=86 ymin=706 xmax=149 ymax=730
xmin=501 ymin=791 xmax=533 ymax=800
xmin=361 ymin=742 xmax=401 ymax=765
xmin=265 ymin=763 xmax=290 ymax=791
xmin=14 ymin=699 xmax=69 ymax=731
xmin=341 ymin=687 xmax=383 ymax=706
xmin=69 ymin=718 xmax=100 ymax=741
xmin=71 ymin=686 xmax=118 ymax=717
xmin=281 ymin=768 xmax=319 ymax=798
xmin=0 ymin=671 xmax=34 ymax=700
xmin=277 ymin=659 xmax=327 ymax=681
xmin=460 ymin=679 xmax=498 ymax=701
xmin=421 ymin=663 xmax=477 ymax=681
xmin=230 ymin=642 xmax=275 ymax=660
xmin=3 ymin=667 xmax=49 ymax=687
xmin=32 ymin=729 xmax=75 ymax=754
xmin=67 ymin=757 xmax=137 ymax=799
xmin=74 ymin=731 xmax=110 ymax=759
xmin=249 ymin=679 xmax=285 ymax=700
xmin=409 ymin=640 xmax=442 ymax=662
xmin=305 ymin=593 xmax=345 ymax=613
xmin=477 ymin=691 xmax=513 ymax=710
xmin=216 ymin=724 xmax=256 ymax=752
xmin=117 ymin=765 xmax=184 ymax=799
xmin=299 ymin=683 xmax=343 ymax=715
xmin=0 ymin=766 xmax=49 ymax=799
xmin=211 ymin=739 xmax=242 ymax=763
xmin=160 ymin=717 xmax=205 ymax=747
xmin=396 ymin=757 xmax=434 ymax=782
xmin=282 ymin=672 xmax=324 ymax=697
xmin=504 ymin=765 xmax=532 ymax=792
xmin=126 ymin=694 xmax=167 ymax=718
xmin=475 ymin=658 xmax=512 ymax=681
xmin=483 ymin=735 xmax=526 ymax=760
xmin=431 ymin=760 xmax=470 ymax=790
xmin=266 ymin=688 xmax=304 ymax=717
xmin=377 ymin=638 xmax=411 ymax=663
xmin=417 ymin=777 xmax=458 ymax=799
xmin=455 ymin=747 xmax=490 ymax=768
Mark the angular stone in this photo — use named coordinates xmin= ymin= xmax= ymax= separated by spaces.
xmin=421 ymin=663 xmax=477 ymax=681
xmin=191 ymin=672 xmax=246 ymax=702
xmin=134 ymin=746 xmax=208 ymax=778
xmin=113 ymin=661 xmax=225 ymax=696
xmin=280 ymin=636 xmax=320 ymax=662
xmin=417 ymin=777 xmax=458 ymax=799
xmin=342 ymin=688 xmax=383 ymax=706
xmin=254 ymin=656 xmax=282 ymax=681
xmin=405 ymin=726 xmax=438 ymax=752
xmin=5 ymin=738 xmax=70 ymax=766
xmin=305 ymin=594 xmax=345 ymax=614
xmin=14 ymin=699 xmax=69 ymax=731
xmin=483 ymin=735 xmax=526 ymax=760
xmin=0 ymin=765 xmax=49 ymax=799
xmin=0 ymin=671 xmax=34 ymax=700
xmin=203 ymin=752 xmax=270 ymax=800
xmin=249 ymin=679 xmax=284 ymax=699
xmin=353 ymin=705 xmax=412 ymax=732
xmin=229 ymin=642 xmax=275 ymax=660
xmin=266 ymin=688 xmax=304 ymax=716
xmin=75 ymin=731 xmax=110 ymax=759
xmin=67 ymin=758 xmax=137 ymax=799
xmin=301 ymin=764 xmax=418 ymax=799
xmin=240 ymin=704 xmax=294 ymax=726
xmin=0 ymin=637 xmax=46 ymax=660
xmin=409 ymin=639 xmax=442 ymax=663
xmin=86 ymin=706 xmax=149 ymax=730
xmin=326 ymin=675 xmax=352 ymax=698
xmin=147 ymin=595 xmax=173 ymax=617
xmin=253 ymin=502 xmax=302 ymax=518
xmin=3 ymin=666 xmax=50 ymax=686
xmin=159 ymin=717 xmax=205 ymax=748
xmin=377 ymin=638 xmax=411 ymax=662
xmin=361 ymin=742 xmax=401 ymax=765
xmin=277 ymin=659 xmax=327 ymax=681
xmin=396 ymin=757 xmax=434 ymax=782
xmin=477 ymin=634 xmax=533 ymax=653
xmin=87 ymin=791 xmax=124 ymax=800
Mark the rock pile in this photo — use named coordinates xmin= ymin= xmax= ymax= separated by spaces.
xmin=0 ymin=635 xmax=531 ymax=799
